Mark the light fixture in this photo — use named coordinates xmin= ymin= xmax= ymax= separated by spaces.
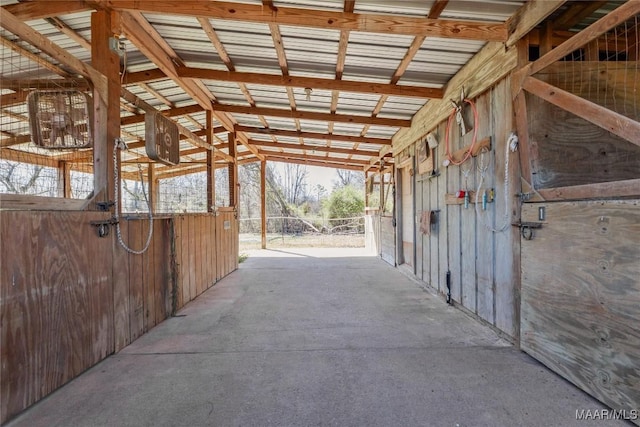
xmin=304 ymin=87 xmax=312 ymax=102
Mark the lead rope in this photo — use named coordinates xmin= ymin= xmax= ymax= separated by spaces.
xmin=474 ymin=132 xmax=518 ymax=233
xmin=113 ymin=139 xmax=154 ymax=254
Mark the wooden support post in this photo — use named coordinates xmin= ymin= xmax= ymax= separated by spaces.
xmin=57 ymin=161 xmax=72 ymax=198
xmin=206 ymin=110 xmax=216 ymax=211
xmin=148 ymin=163 xmax=158 ymax=214
xmin=364 ymin=171 xmax=369 ymax=208
xmin=228 ymin=131 xmax=238 ymax=208
xmin=91 ymin=10 xmax=121 ymax=208
xmin=261 ymin=160 xmax=267 ymax=249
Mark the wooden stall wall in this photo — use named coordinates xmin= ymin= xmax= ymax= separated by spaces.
xmin=1 ymin=212 xmax=238 ymax=423
xmin=1 ymin=211 xmax=114 ymax=423
xmin=405 ymin=77 xmax=520 ymax=339
xmin=173 ymin=213 xmax=222 ymax=311
xmin=113 ymin=217 xmax=173 ymax=352
xmin=520 ymin=200 xmax=640 ymax=417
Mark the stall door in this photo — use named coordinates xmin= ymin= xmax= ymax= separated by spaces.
xmin=399 ymin=166 xmax=414 ymax=267
xmin=520 ymin=200 xmax=640 ymax=414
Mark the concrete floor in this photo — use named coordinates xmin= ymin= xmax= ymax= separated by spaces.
xmin=6 ymin=248 xmax=620 ymax=427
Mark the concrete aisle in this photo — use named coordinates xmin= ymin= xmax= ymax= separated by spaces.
xmin=6 ymin=248 xmax=618 ymax=427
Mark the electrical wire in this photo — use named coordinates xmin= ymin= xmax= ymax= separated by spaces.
xmin=113 ymin=140 xmax=154 ymax=254
xmin=444 ymin=98 xmax=479 ymax=166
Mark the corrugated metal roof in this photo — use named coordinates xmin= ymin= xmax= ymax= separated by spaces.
xmin=11 ymin=0 xmax=616 ymax=177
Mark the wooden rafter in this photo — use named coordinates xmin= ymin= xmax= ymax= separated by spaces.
xmin=0 ymin=35 xmax=71 ymax=77
xmin=506 ymin=0 xmax=566 ymax=47
xmin=213 ymin=103 xmax=410 ymax=127
xmin=45 ymin=17 xmax=92 ymax=51
xmin=122 ymin=68 xmax=168 ymax=85
xmin=261 ymin=155 xmax=364 ymax=172
xmin=234 ymin=125 xmax=391 ymax=145
xmin=98 ymin=1 xmax=508 ymax=41
xmin=553 ymin=1 xmax=609 ymax=31
xmin=257 ymin=149 xmax=369 ymax=166
xmin=522 ymin=76 xmax=640 ymax=147
xmin=261 ymin=0 xmax=301 ymax=134
xmin=197 ymin=16 xmax=271 ymax=133
xmin=249 ymin=140 xmax=377 ymax=157
xmin=0 ymin=9 xmax=107 ymax=100
xmin=178 ymin=67 xmax=443 ymax=99
xmin=2 ymin=1 xmax=92 ymax=20
xmin=121 ymin=104 xmax=204 ymax=126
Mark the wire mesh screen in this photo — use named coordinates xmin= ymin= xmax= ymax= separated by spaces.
xmin=533 ymin=15 xmax=639 ymax=122
xmin=216 ymin=166 xmax=230 ymax=207
xmin=1 ymin=25 xmax=94 ymax=199
xmin=70 ymin=170 xmax=93 ymax=199
xmin=121 ymin=178 xmax=150 ymax=214
xmin=157 ymin=171 xmax=208 ymax=213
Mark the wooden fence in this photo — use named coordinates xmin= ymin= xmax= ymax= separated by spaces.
xmin=0 ymin=210 xmax=238 ymax=423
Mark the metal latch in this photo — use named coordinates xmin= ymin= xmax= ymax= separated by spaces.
xmin=512 ymin=221 xmax=543 ymax=240
xmin=90 ymin=217 xmax=119 ymax=238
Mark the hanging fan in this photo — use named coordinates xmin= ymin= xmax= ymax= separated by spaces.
xmin=145 ymin=111 xmax=180 ymax=166
xmin=27 ymin=90 xmax=93 ymax=149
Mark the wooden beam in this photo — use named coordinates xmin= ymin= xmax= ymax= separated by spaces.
xmin=120 ymin=11 xmax=213 ymax=111
xmin=178 ymin=67 xmax=443 ymax=99
xmin=506 ymin=0 xmax=566 ymax=47
xmin=0 ymin=91 xmax=28 ymax=108
xmin=0 ymin=135 xmax=31 ymax=147
xmin=262 ymin=155 xmax=364 ymax=171
xmin=0 ymin=9 xmax=107 ymax=101
xmin=529 ymin=1 xmax=640 ymax=75
xmin=257 ymin=149 xmax=369 ymax=166
xmin=393 ymin=41 xmax=517 ymax=153
xmin=0 ymin=194 xmax=89 ymax=211
xmin=46 ymin=17 xmax=92 ymax=51
xmin=553 ymin=1 xmax=609 ymax=31
xmin=0 ymin=36 xmax=71 ymax=77
xmin=2 ymin=1 xmax=92 ymax=20
xmin=214 ymin=103 xmax=410 ymax=127
xmin=122 ymin=68 xmax=168 ymax=85
xmin=536 ymin=179 xmax=640 ymax=201
xmin=0 ymin=147 xmax=60 ymax=168
xmin=206 ymin=110 xmax=215 ymax=212
xmin=234 ymin=125 xmax=391 ymax=145
xmin=249 ymin=140 xmax=378 ymax=157
xmin=91 ymin=9 xmax=120 ymax=207
xmin=522 ymin=76 xmax=640 ymax=147
xmin=100 ymin=1 xmax=508 ymax=41
xmin=260 ymin=159 xmax=267 ymax=249
xmin=121 ymin=104 xmax=205 ymax=126
xmin=0 ymin=78 xmax=90 ymax=91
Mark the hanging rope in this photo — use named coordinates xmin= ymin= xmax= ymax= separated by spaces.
xmin=113 ymin=140 xmax=154 ymax=254
xmin=444 ymin=98 xmax=479 ymax=166
xmin=474 ymin=132 xmax=519 ymax=233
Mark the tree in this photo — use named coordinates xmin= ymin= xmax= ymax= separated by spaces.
xmin=324 ymin=185 xmax=364 ymax=220
xmin=333 ymin=169 xmax=364 ymax=191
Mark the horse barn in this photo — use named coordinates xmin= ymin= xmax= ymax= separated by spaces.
xmin=1 ymin=0 xmax=639 ymax=425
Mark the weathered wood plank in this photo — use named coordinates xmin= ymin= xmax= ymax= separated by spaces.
xmin=437 ymin=121 xmax=450 ymax=299
xmin=521 ymin=200 xmax=640 ymax=413
xmin=143 ymin=219 xmax=156 ymax=331
xmin=493 ymin=78 xmax=519 ymax=339
xmin=113 ymin=218 xmax=131 ymax=352
xmin=459 ymin=132 xmax=477 ymax=313
xmin=429 ymin=169 xmax=439 ymax=292
xmin=527 ymin=92 xmax=640 ymax=189
xmin=446 ymin=138 xmax=462 ymax=304
xmin=128 ymin=219 xmax=145 ymax=341
xmin=1 ymin=212 xmax=113 ymax=423
xmin=474 ymin=92 xmax=495 ymax=324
